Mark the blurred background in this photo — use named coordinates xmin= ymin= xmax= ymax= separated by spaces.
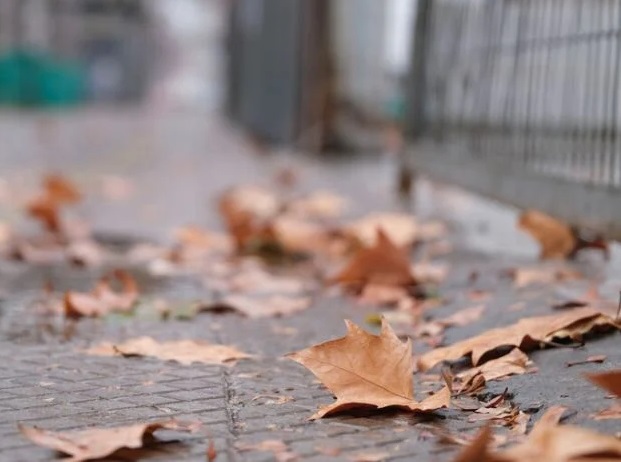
xmin=3 ymin=0 xmax=621 ymax=251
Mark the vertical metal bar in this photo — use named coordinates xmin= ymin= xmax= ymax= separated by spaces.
xmin=406 ymin=0 xmax=433 ymax=140
xmin=609 ymin=0 xmax=621 ymax=186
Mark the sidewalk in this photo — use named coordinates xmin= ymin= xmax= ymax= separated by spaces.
xmin=0 ymin=109 xmax=619 ymax=461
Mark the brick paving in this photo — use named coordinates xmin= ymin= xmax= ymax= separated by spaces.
xmin=0 ymin=110 xmax=619 ymax=461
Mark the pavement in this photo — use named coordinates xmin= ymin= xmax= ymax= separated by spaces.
xmin=0 ymin=108 xmax=619 ymax=461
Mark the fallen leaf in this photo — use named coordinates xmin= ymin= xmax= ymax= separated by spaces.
xmin=358 ymin=284 xmax=410 ymax=306
xmin=86 ymin=336 xmax=250 ymax=366
xmin=418 ymin=307 xmax=619 ymax=371
xmin=509 ymin=264 xmax=582 ymax=289
xmin=207 ymin=439 xmax=217 ymax=462
xmin=566 ymin=354 xmax=606 ymax=367
xmin=26 ymin=174 xmax=81 ymax=234
xmin=418 ymin=305 xmax=486 ymax=338
xmin=412 ymin=261 xmax=449 ymax=283
xmin=218 ymin=186 xmax=280 ymax=251
xmin=455 ymin=403 xmax=621 ymax=461
xmin=534 ymin=405 xmax=568 ymax=429
xmin=348 ymin=451 xmax=390 ymax=462
xmin=518 ymin=210 xmax=576 ymax=260
xmin=317 ymin=446 xmax=342 ymax=456
xmin=502 ymin=420 xmax=621 ymax=461
xmin=452 ymin=425 xmax=500 ymax=462
xmin=203 ymin=294 xmax=311 ymax=318
xmin=286 ymin=318 xmax=450 ymax=419
xmin=345 ymin=212 xmax=421 ymax=248
xmin=66 ymin=239 xmax=105 ymax=267
xmin=331 ymin=229 xmax=416 ymax=289
xmin=19 ymin=419 xmax=197 ymax=462
xmin=586 ymin=370 xmax=621 ymax=397
xmin=171 ymin=226 xmax=233 ymax=263
xmin=287 ymin=191 xmax=348 ymax=219
xmin=64 ymin=270 xmax=139 ymax=318
xmin=457 ymin=348 xmax=532 ymax=384
xmin=270 ymin=216 xmax=339 ymax=255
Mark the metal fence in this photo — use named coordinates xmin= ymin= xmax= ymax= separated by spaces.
xmin=406 ymin=0 xmax=621 ymax=238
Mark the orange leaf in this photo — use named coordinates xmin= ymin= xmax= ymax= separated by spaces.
xmin=287 ymin=318 xmax=449 ymax=419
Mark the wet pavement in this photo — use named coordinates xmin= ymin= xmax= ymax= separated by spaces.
xmin=0 ymin=109 xmax=620 ymax=461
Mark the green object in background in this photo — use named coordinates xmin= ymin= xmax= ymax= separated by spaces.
xmin=0 ymin=50 xmax=85 ymax=107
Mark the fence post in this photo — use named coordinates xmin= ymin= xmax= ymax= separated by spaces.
xmin=405 ymin=0 xmax=433 ymax=139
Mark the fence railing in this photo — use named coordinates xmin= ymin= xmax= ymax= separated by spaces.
xmin=405 ymin=0 xmax=621 ymax=239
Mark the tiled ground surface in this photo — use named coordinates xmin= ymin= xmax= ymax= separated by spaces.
xmin=0 ymin=110 xmax=619 ymax=461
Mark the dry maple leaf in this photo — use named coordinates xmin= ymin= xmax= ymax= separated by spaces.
xmin=345 ymin=212 xmax=444 ymax=248
xmin=501 ymin=418 xmax=621 ymax=461
xmin=418 ymin=307 xmax=619 ymax=371
xmin=64 ymin=270 xmax=139 ymax=318
xmin=508 ymin=264 xmax=582 ymax=289
xmin=518 ymin=210 xmax=576 ymax=260
xmin=457 ymin=348 xmax=532 ymax=385
xmin=204 ymin=294 xmax=311 ymax=318
xmin=286 ymin=191 xmax=348 ymax=219
xmin=586 ymin=370 xmax=621 ymax=397
xmin=26 ymin=174 xmax=81 ymax=234
xmin=287 ymin=318 xmax=450 ymax=419
xmin=19 ymin=419 xmax=198 ymax=462
xmin=452 ymin=425 xmax=503 ymax=462
xmin=416 ymin=305 xmax=486 ymax=338
xmin=218 ymin=186 xmax=280 ymax=251
xmin=86 ymin=336 xmax=250 ymax=366
xmin=331 ymin=229 xmax=416 ymax=289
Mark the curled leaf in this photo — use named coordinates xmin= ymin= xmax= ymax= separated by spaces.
xmin=418 ymin=307 xmax=619 ymax=371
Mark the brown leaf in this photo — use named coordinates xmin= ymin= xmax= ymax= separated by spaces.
xmin=286 ymin=318 xmax=450 ymax=419
xmin=86 ymin=336 xmax=250 ymax=366
xmin=348 ymin=451 xmax=390 ymax=462
xmin=43 ymin=174 xmax=81 ymax=204
xmin=534 ymin=405 xmax=568 ymax=429
xmin=518 ymin=210 xmax=576 ymax=259
xmin=331 ymin=229 xmax=416 ymax=289
xmin=452 ymin=426 xmax=504 ymax=462
xmin=454 ymin=411 xmax=621 ymax=461
xmin=218 ymin=186 xmax=280 ymax=251
xmin=19 ymin=419 xmax=197 ymax=462
xmin=287 ymin=191 xmax=348 ymax=219
xmin=502 ymin=421 xmax=621 ymax=461
xmin=509 ymin=264 xmax=582 ymax=289
xmin=207 ymin=439 xmax=217 ymax=462
xmin=64 ymin=270 xmax=139 ymax=318
xmin=26 ymin=174 xmax=81 ymax=234
xmin=418 ymin=307 xmax=619 ymax=371
xmin=586 ymin=370 xmax=621 ymax=397
xmin=205 ymin=294 xmax=311 ymax=318
xmin=415 ymin=305 xmax=486 ymax=340
xmin=457 ymin=348 xmax=532 ymax=384
xmin=346 ymin=213 xmax=444 ymax=248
